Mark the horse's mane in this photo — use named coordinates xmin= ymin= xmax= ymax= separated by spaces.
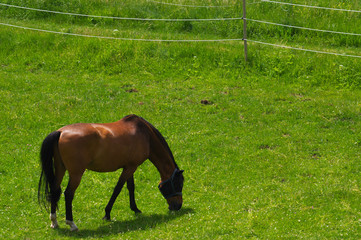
xmin=123 ymin=115 xmax=179 ymax=169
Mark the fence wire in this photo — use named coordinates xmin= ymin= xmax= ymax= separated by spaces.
xmin=1 ymin=20 xmax=360 ymax=58
xmin=261 ymin=0 xmax=361 ymax=13
xmin=146 ymin=0 xmax=232 ymax=8
xmin=246 ymin=18 xmax=361 ymax=36
xmin=0 ymin=2 xmax=242 ymax=21
xmin=247 ymin=39 xmax=361 ymax=58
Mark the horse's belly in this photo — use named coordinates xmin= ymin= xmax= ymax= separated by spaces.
xmin=87 ymin=159 xmax=123 ymax=172
xmin=87 ymin=146 xmax=148 ymax=172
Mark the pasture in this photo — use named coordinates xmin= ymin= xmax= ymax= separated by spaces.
xmin=1 ymin=0 xmax=361 ymax=239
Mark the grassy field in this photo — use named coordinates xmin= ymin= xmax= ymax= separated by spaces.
xmin=1 ymin=0 xmax=361 ymax=239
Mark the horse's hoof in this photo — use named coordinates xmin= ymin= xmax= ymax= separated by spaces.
xmin=134 ymin=209 xmax=142 ymax=214
xmin=102 ymin=215 xmax=111 ymax=221
xmin=66 ymin=220 xmax=79 ymax=232
xmin=50 ymin=222 xmax=59 ymax=229
xmin=50 ymin=213 xmax=59 ymax=229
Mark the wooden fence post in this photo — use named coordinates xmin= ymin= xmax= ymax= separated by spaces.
xmin=242 ymin=0 xmax=248 ymax=62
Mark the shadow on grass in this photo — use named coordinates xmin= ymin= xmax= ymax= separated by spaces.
xmin=55 ymin=207 xmax=194 ymax=238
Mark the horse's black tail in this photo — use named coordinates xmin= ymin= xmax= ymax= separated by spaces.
xmin=38 ymin=131 xmax=61 ymax=211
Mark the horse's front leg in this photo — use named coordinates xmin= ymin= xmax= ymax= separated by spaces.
xmin=103 ymin=167 xmax=137 ymax=221
xmin=127 ymin=175 xmax=141 ymax=214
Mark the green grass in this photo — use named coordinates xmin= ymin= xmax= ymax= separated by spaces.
xmin=1 ymin=0 xmax=361 ymax=239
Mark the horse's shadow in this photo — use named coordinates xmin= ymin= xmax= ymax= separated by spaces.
xmin=56 ymin=208 xmax=194 ymax=238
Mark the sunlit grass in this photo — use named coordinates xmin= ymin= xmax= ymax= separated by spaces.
xmin=1 ymin=0 xmax=361 ymax=239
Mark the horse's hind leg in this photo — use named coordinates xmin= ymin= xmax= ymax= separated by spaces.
xmin=50 ymin=157 xmax=66 ymax=229
xmin=127 ymin=175 xmax=141 ymax=214
xmin=50 ymin=188 xmax=62 ymax=229
xmin=64 ymin=173 xmax=84 ymax=231
xmin=50 ymin=187 xmax=62 ymax=229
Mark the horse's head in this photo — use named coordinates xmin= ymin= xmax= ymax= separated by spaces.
xmin=158 ymin=169 xmax=184 ymax=211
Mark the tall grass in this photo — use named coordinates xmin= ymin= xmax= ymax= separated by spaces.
xmin=1 ymin=0 xmax=361 ymax=88
xmin=248 ymin=0 xmax=361 ymax=48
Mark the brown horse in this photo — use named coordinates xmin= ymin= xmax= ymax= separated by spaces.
xmin=38 ymin=114 xmax=184 ymax=231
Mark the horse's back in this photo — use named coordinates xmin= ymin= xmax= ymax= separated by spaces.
xmin=57 ymin=118 xmax=150 ymax=172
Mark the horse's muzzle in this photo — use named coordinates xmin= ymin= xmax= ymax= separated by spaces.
xmin=169 ymin=202 xmax=182 ymax=211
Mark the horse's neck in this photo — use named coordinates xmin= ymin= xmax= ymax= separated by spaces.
xmin=148 ymin=134 xmax=176 ymax=182
xmin=151 ymin=158 xmax=175 ymax=182
xmin=136 ymin=116 xmax=177 ymax=181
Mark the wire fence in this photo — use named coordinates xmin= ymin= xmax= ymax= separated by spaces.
xmin=244 ymin=0 xmax=361 ymax=59
xmin=0 ymin=0 xmax=361 ymax=58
